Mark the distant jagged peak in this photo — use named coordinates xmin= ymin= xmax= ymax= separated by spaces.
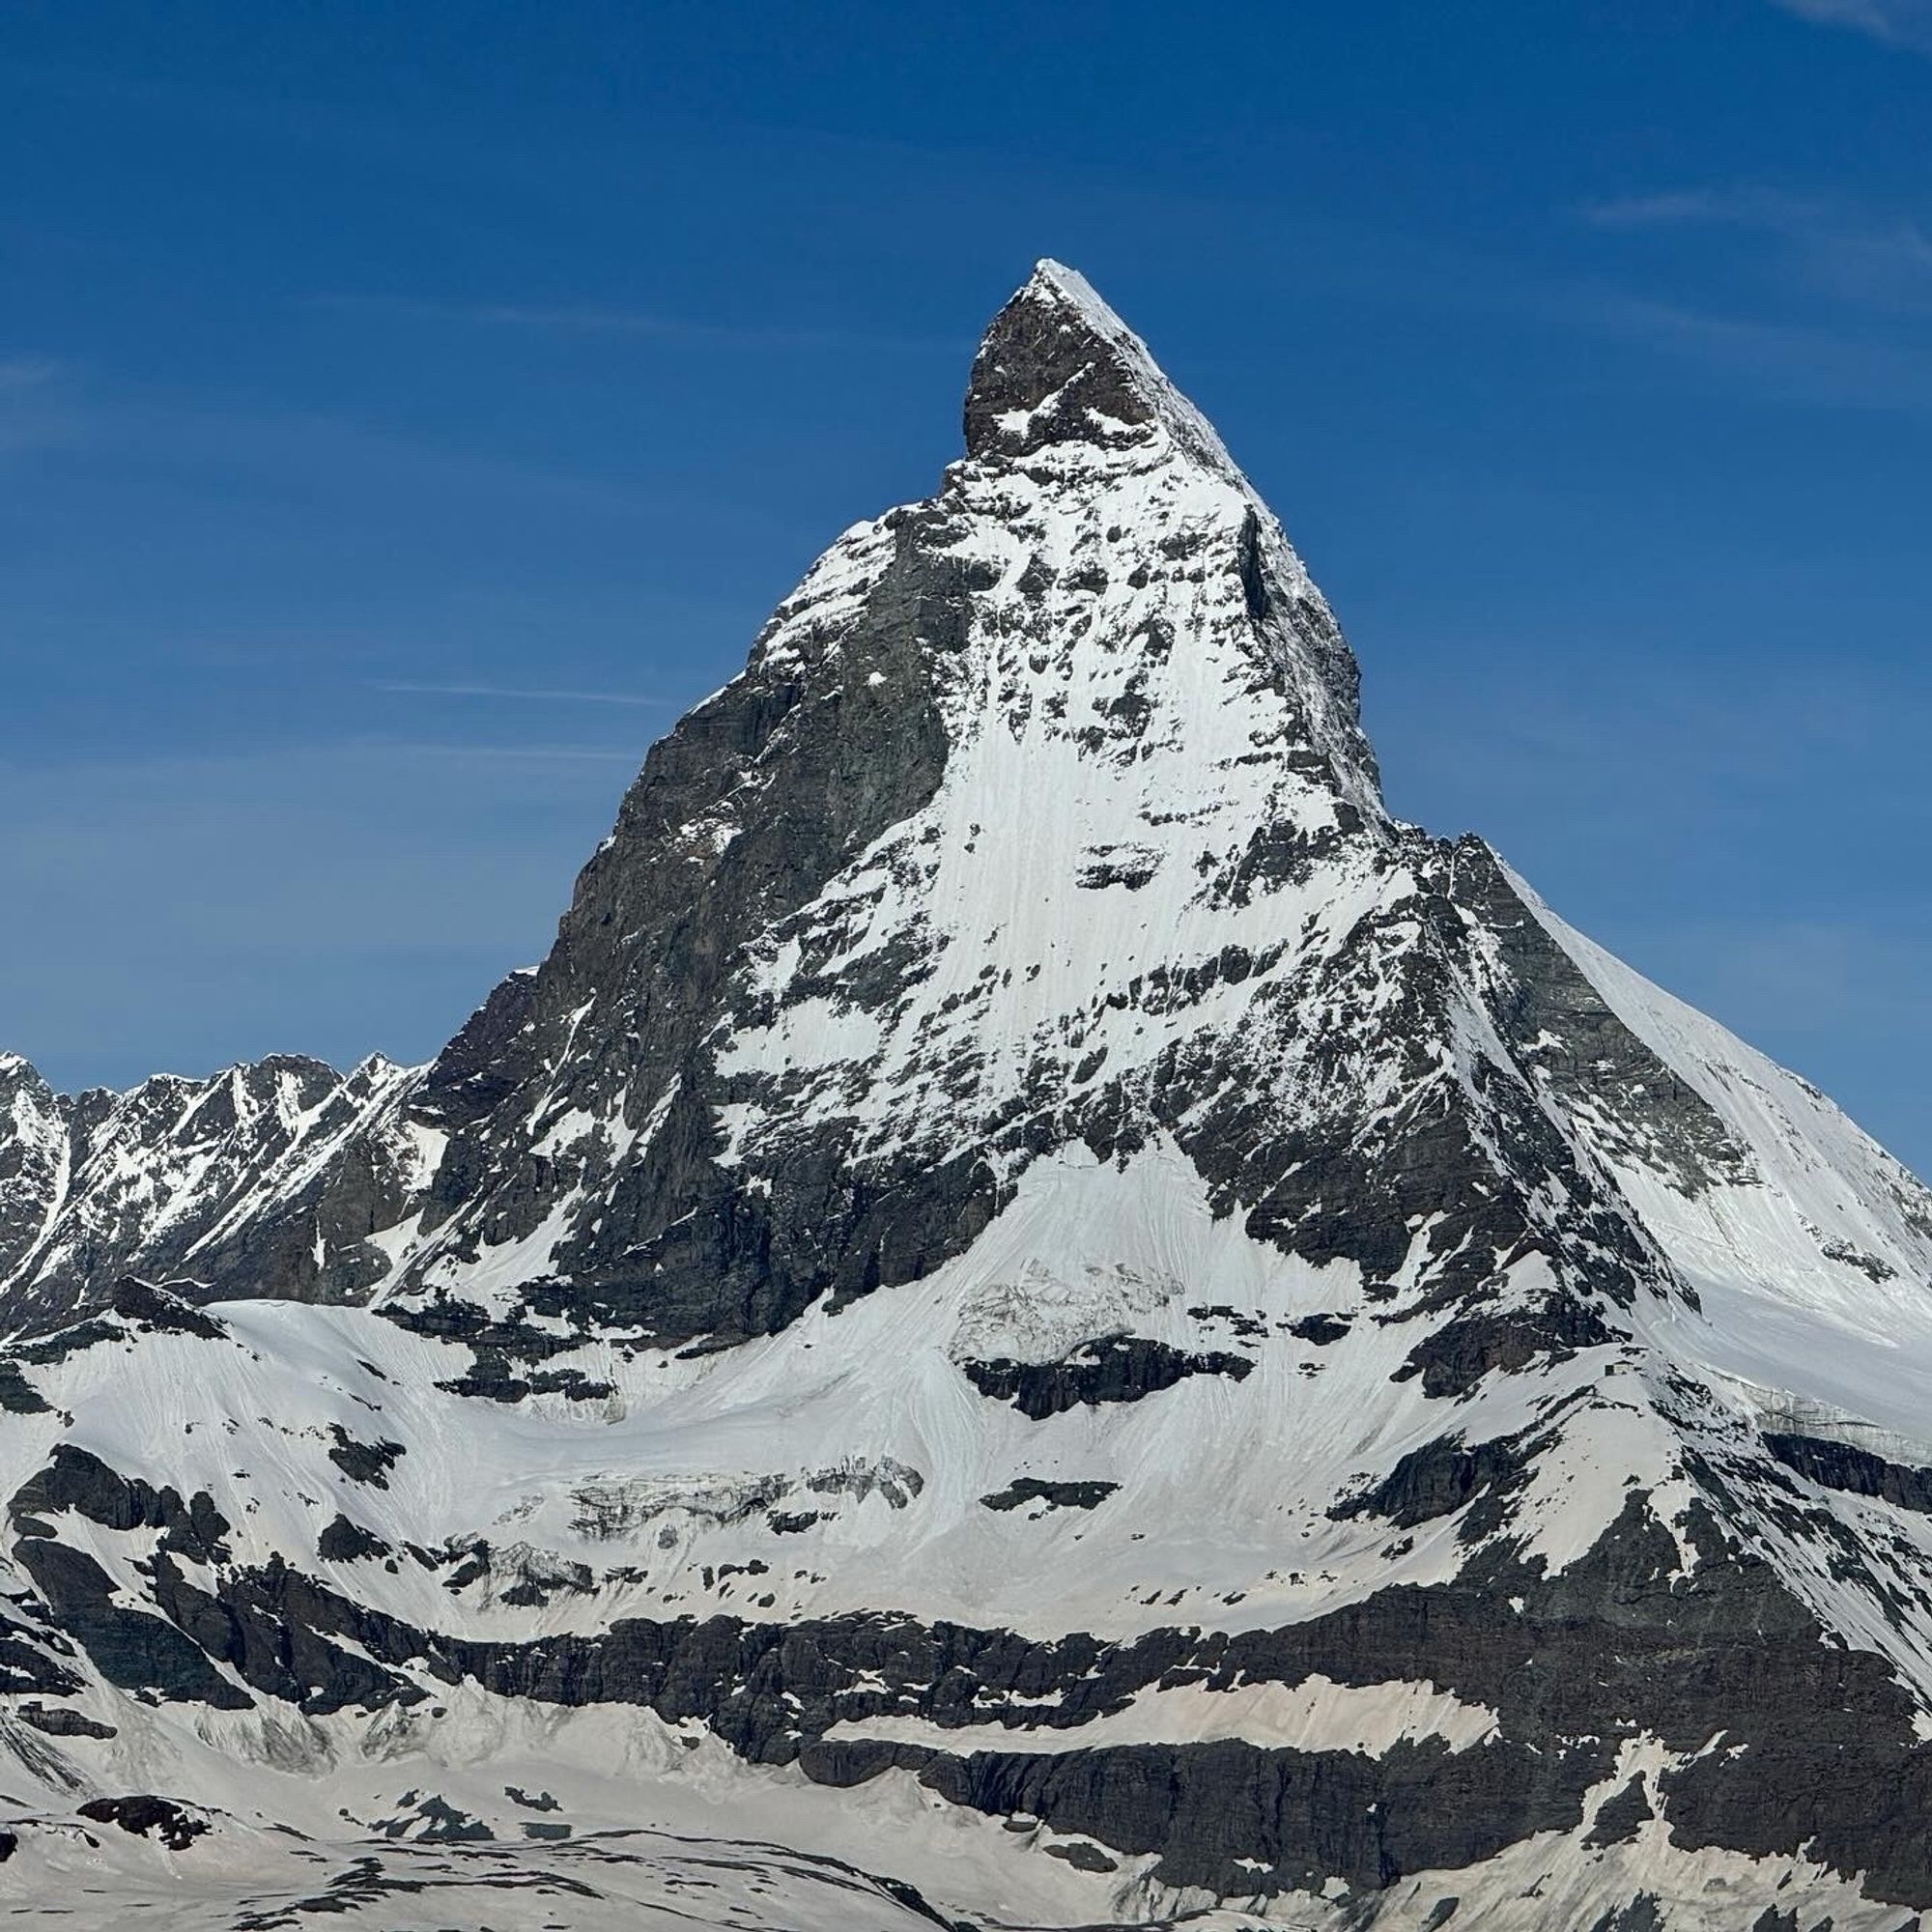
xmin=0 ymin=1045 xmax=61 ymax=1084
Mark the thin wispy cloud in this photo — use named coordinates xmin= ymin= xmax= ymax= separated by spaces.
xmin=0 ymin=377 xmax=667 ymax=520
xmin=1573 ymin=181 xmax=1932 ymax=412
xmin=369 ymin=740 xmax=640 ymax=763
xmin=0 ymin=357 xmax=75 ymax=459
xmin=1583 ymin=293 xmax=1932 ymax=412
xmin=1587 ymin=186 xmax=1932 ymax=310
xmin=374 ymin=679 xmax=670 ymax=707
xmin=1769 ymin=0 xmax=1932 ymax=53
xmin=311 ymin=291 xmax=964 ymax=355
xmin=317 ymin=294 xmax=709 ymax=336
xmin=1588 ymin=186 xmax=1812 ymax=230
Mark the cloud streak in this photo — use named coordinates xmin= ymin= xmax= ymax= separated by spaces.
xmin=1573 ymin=182 xmax=1932 ymax=412
xmin=311 ymin=292 xmax=964 ymax=355
xmin=369 ymin=740 xmax=641 ymax=763
xmin=373 ymin=679 xmax=670 ymax=706
xmin=1587 ymin=186 xmax=1932 ymax=311
xmin=1768 ymin=0 xmax=1932 ymax=53
xmin=1580 ymin=294 xmax=1932 ymax=412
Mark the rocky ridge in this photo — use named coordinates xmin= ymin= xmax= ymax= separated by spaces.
xmin=3 ymin=263 xmax=1932 ymax=1930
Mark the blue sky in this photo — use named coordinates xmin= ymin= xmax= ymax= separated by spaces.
xmin=4 ymin=1 xmax=1930 ymax=1173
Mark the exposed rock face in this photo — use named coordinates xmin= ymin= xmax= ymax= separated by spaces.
xmin=4 ymin=261 xmax=1932 ymax=1930
xmin=0 ymin=1050 xmax=431 ymax=1330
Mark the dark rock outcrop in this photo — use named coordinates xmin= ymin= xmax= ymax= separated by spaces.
xmin=76 ymin=1794 xmax=210 ymax=1850
xmin=960 ymin=1338 xmax=1253 ymax=1418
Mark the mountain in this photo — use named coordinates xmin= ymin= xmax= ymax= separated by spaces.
xmin=4 ymin=261 xmax=1932 ymax=1931
xmin=0 ymin=1050 xmax=430 ymax=1331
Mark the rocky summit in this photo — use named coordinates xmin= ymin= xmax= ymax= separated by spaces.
xmin=4 ymin=262 xmax=1932 ymax=1931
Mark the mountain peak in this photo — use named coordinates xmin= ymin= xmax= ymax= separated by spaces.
xmin=14 ymin=265 xmax=1932 ymax=1932
xmin=962 ymin=258 xmax=1237 ymax=471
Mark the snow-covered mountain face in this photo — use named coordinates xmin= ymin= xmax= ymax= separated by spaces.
xmin=6 ymin=262 xmax=1932 ymax=1930
xmin=0 ymin=1050 xmax=430 ymax=1331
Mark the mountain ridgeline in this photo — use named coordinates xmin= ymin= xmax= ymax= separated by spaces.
xmin=4 ymin=263 xmax=1932 ymax=1931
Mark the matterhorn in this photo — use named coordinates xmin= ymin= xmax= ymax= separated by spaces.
xmin=3 ymin=262 xmax=1932 ymax=1932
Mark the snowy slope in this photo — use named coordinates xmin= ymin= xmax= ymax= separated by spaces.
xmin=4 ymin=261 xmax=1932 ymax=1930
xmin=1522 ymin=882 xmax=1932 ymax=1435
